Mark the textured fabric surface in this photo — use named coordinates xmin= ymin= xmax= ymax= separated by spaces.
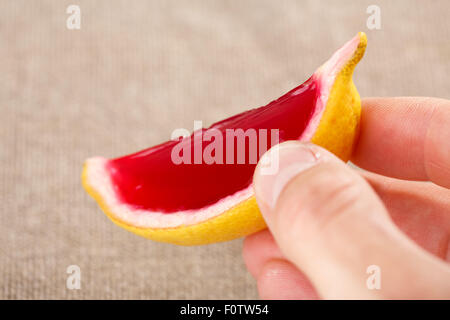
xmin=1 ymin=0 xmax=449 ymax=299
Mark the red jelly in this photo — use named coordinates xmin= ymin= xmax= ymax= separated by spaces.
xmin=109 ymin=76 xmax=318 ymax=212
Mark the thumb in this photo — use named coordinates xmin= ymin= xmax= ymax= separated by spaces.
xmin=253 ymin=141 xmax=450 ymax=299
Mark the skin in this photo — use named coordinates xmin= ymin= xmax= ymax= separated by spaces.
xmin=243 ymin=97 xmax=450 ymax=299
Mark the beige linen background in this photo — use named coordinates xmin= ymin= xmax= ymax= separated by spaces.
xmin=1 ymin=0 xmax=449 ymax=299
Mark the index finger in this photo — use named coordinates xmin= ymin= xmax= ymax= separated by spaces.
xmin=351 ymin=97 xmax=450 ymax=188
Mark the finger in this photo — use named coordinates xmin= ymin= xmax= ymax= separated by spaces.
xmin=245 ymin=174 xmax=450 ymax=266
xmin=244 ymin=173 xmax=450 ymax=302
xmin=242 ymin=230 xmax=284 ymax=278
xmin=253 ymin=141 xmax=450 ymax=299
xmin=245 ymin=174 xmax=450 ymax=300
xmin=361 ymin=171 xmax=450 ymax=261
xmin=351 ymin=97 xmax=450 ymax=188
xmin=257 ymin=259 xmax=319 ymax=300
xmin=243 ymin=230 xmax=319 ymax=299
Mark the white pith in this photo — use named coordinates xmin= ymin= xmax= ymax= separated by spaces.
xmin=85 ymin=34 xmax=361 ymax=229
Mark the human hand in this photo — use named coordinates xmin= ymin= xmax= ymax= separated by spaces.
xmin=243 ymin=97 xmax=450 ymax=299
